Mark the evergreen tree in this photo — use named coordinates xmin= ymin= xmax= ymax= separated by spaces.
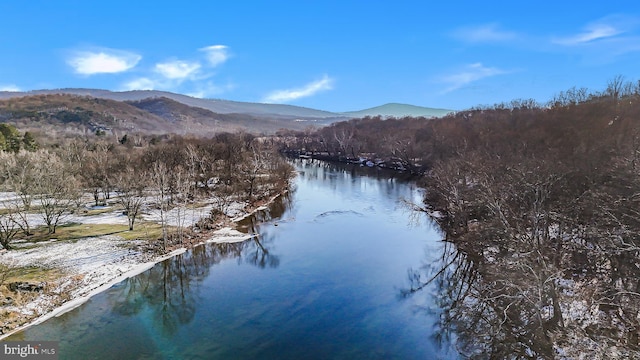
xmin=0 ymin=132 xmax=6 ymax=151
xmin=0 ymin=124 xmax=21 ymax=152
xmin=22 ymin=131 xmax=38 ymax=151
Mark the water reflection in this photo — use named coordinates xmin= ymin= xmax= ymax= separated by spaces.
xmin=236 ymin=189 xmax=294 ymax=233
xmin=293 ymin=158 xmax=415 ymax=181
xmin=402 ymin=242 xmax=480 ymax=357
xmin=8 ymin=159 xmax=450 ymax=359
xmin=236 ymin=191 xmax=293 ymax=268
xmin=405 ymin=229 xmax=640 ymax=359
xmin=110 ymin=251 xmax=200 ymax=336
xmin=293 ymin=159 xmax=423 ymax=211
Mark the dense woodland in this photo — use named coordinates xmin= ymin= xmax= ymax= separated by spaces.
xmin=280 ymin=77 xmax=640 ymax=358
xmin=0 ymin=132 xmax=294 ymax=251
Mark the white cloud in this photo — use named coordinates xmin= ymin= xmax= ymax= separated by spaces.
xmin=120 ymin=45 xmax=234 ymax=95
xmin=121 ymin=77 xmax=158 ymax=91
xmin=67 ymin=48 xmax=141 ymax=75
xmin=553 ymin=24 xmax=622 ymax=45
xmin=0 ymin=85 xmax=21 ymax=92
xmin=548 ymin=16 xmax=640 ymax=62
xmin=263 ymin=75 xmax=334 ymax=103
xmin=200 ymin=45 xmax=230 ymax=67
xmin=155 ymin=60 xmax=201 ymax=80
xmin=452 ymin=23 xmax=518 ymax=43
xmin=439 ymin=63 xmax=508 ymax=93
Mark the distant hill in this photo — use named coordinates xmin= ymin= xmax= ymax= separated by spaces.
xmin=340 ymin=103 xmax=453 ymax=118
xmin=0 ymin=94 xmax=169 ymax=135
xmin=0 ymin=89 xmax=453 ymax=120
xmin=0 ymin=94 xmax=331 ymax=136
xmin=0 ymin=89 xmax=341 ymax=119
xmin=126 ymin=97 xmax=324 ymax=134
xmin=0 ymin=89 xmax=453 ymax=136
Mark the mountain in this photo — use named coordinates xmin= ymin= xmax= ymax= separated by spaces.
xmin=0 ymin=94 xmax=185 ymax=135
xmin=0 ymin=89 xmax=454 ymax=120
xmin=340 ymin=103 xmax=453 ymax=118
xmin=0 ymin=89 xmax=340 ymax=119
xmin=0 ymin=89 xmax=453 ymax=136
xmin=0 ymin=94 xmax=338 ymax=135
xmin=126 ymin=97 xmax=324 ymax=134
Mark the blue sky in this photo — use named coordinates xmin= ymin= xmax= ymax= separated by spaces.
xmin=1 ymin=1 xmax=639 ymax=112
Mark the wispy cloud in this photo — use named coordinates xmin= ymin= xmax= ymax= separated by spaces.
xmin=263 ymin=75 xmax=334 ymax=103
xmin=67 ymin=48 xmax=141 ymax=75
xmin=452 ymin=23 xmax=518 ymax=43
xmin=121 ymin=45 xmax=232 ymax=96
xmin=200 ymin=45 xmax=230 ymax=67
xmin=154 ymin=60 xmax=201 ymax=80
xmin=0 ymin=84 xmax=21 ymax=92
xmin=439 ymin=63 xmax=509 ymax=93
xmin=553 ymin=24 xmax=622 ymax=45
xmin=552 ymin=15 xmax=640 ymax=46
xmin=549 ymin=15 xmax=640 ymax=63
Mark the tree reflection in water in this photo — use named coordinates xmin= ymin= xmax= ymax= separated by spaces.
xmin=404 ymin=239 xmax=563 ymax=359
xmin=405 ymin=231 xmax=640 ymax=359
xmin=109 ymin=192 xmax=290 ymax=336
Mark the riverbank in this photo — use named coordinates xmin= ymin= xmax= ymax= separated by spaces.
xmin=0 ymin=192 xmax=286 ymax=340
xmin=281 ymin=150 xmax=426 ymax=175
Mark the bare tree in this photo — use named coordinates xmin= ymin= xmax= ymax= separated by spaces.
xmin=0 ymin=209 xmax=19 ymax=250
xmin=606 ymin=74 xmax=626 ymax=102
xmin=333 ymin=126 xmax=355 ymax=158
xmin=35 ymin=154 xmax=81 ymax=234
xmin=172 ymin=166 xmax=191 ymax=245
xmin=238 ymin=143 xmax=268 ymax=203
xmin=184 ymin=143 xmax=207 ymax=199
xmin=81 ymin=142 xmax=113 ymax=206
xmin=150 ymin=160 xmax=169 ymax=250
xmin=0 ymin=150 xmax=44 ymax=235
xmin=115 ymin=164 xmax=147 ymax=231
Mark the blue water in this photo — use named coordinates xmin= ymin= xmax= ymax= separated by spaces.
xmin=8 ymin=160 xmax=456 ymax=359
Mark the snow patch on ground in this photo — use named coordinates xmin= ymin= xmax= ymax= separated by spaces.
xmin=207 ymin=227 xmax=254 ymax=243
xmin=2 ymin=236 xmax=133 ymax=268
xmin=0 ymin=228 xmax=255 ymax=339
xmin=0 ymin=192 xmax=21 ymax=204
xmin=0 ymin=191 xmax=286 ymax=339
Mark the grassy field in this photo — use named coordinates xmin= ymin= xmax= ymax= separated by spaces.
xmin=22 ymin=222 xmax=167 ymax=245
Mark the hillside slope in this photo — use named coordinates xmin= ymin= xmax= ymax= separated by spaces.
xmin=0 ymin=94 xmax=337 ymax=136
xmin=0 ymin=89 xmax=453 ymax=136
xmin=127 ymin=97 xmax=323 ymax=134
xmin=0 ymin=94 xmax=170 ymax=135
xmin=0 ymin=89 xmax=453 ymax=120
xmin=0 ymin=89 xmax=341 ymax=118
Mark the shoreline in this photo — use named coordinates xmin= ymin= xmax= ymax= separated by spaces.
xmin=0 ymin=191 xmax=285 ymax=340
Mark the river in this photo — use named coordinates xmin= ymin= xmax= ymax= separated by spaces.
xmin=6 ymin=159 xmax=457 ymax=359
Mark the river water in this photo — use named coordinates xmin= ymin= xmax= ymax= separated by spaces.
xmin=7 ymin=160 xmax=456 ymax=359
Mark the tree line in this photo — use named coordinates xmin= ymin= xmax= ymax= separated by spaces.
xmin=0 ymin=133 xmax=294 ymax=251
xmin=279 ymin=77 xmax=640 ymax=358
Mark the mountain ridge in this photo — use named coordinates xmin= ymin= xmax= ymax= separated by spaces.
xmin=340 ymin=102 xmax=454 ymax=118
xmin=0 ymin=89 xmax=341 ymax=119
xmin=0 ymin=89 xmax=452 ymax=119
xmin=0 ymin=94 xmax=328 ymax=135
